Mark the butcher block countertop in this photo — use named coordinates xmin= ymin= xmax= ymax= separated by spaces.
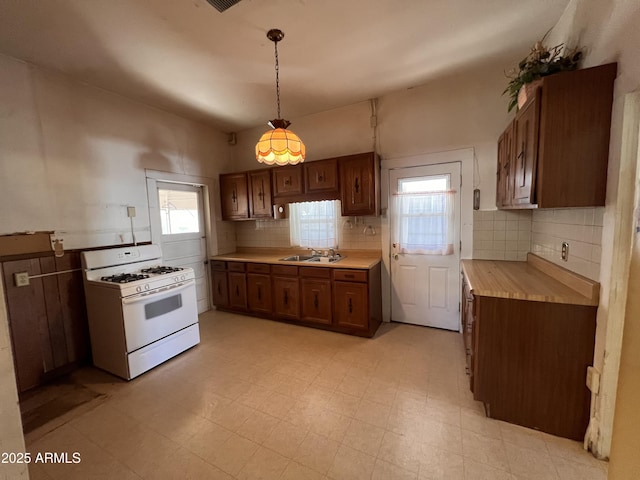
xmin=211 ymin=248 xmax=382 ymax=270
xmin=461 ymin=253 xmax=599 ymax=306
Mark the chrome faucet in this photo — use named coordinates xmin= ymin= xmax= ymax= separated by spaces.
xmin=329 ymin=248 xmax=335 ymax=258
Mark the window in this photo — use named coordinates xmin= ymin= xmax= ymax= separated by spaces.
xmin=289 ymin=200 xmax=340 ymax=248
xmin=158 ymin=189 xmax=200 ymax=234
xmin=394 ymin=175 xmax=455 ymax=255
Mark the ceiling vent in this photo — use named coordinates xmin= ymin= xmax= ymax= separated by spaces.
xmin=205 ymin=0 xmax=242 ymax=13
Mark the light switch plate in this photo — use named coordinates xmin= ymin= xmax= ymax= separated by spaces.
xmin=127 ymin=206 xmax=136 ymax=218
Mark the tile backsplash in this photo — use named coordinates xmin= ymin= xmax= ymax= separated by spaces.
xmin=530 ymin=207 xmax=604 ymax=281
xmin=472 ymin=208 xmax=604 ymax=281
xmin=472 ymin=210 xmax=532 ymax=261
xmin=235 ymin=216 xmax=382 ymax=251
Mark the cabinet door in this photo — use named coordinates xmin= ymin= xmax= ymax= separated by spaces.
xmin=211 ymin=270 xmax=229 ymax=307
xmin=333 ymin=281 xmax=368 ymax=330
xmin=220 ymin=173 xmax=249 ymax=220
xmin=304 ymin=158 xmax=339 ymax=195
xmin=497 ymin=121 xmax=514 ymax=208
xmin=272 ymin=276 xmax=300 ymax=320
xmin=272 ymin=165 xmax=303 ymax=198
xmin=301 ymin=278 xmax=332 ymax=325
xmin=512 ymin=94 xmax=540 ymax=206
xmin=247 ymin=273 xmax=272 ymax=314
xmin=228 ymin=272 xmax=247 ymax=310
xmin=340 ymin=153 xmax=378 ymax=216
xmin=249 ymin=170 xmax=273 ymax=218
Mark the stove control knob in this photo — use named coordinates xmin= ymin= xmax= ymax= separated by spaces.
xmin=144 ymin=284 xmax=150 ymax=290
xmin=181 ymin=275 xmax=185 ymax=281
xmin=174 ymin=276 xmax=179 ymax=282
xmin=136 ymin=286 xmax=142 ymax=293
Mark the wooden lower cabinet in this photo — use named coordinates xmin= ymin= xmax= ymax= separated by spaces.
xmin=300 ymin=267 xmax=332 ymax=325
xmin=463 ymin=276 xmax=597 ymax=441
xmin=228 ymin=272 xmax=247 ymax=311
xmin=247 ymin=273 xmax=272 ymax=314
xmin=211 ymin=260 xmax=382 ymax=337
xmin=333 ymin=281 xmax=368 ymax=331
xmin=272 ymin=276 xmax=300 ymax=320
xmin=210 ymin=261 xmax=229 ymax=307
xmin=2 ymin=252 xmax=89 ymax=393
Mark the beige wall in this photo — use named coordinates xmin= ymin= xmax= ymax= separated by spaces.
xmin=609 ymin=211 xmax=640 ymax=478
xmin=546 ymin=0 xmax=640 ymax=459
xmin=0 ymin=53 xmax=233 ymax=250
xmin=0 ymin=53 xmax=233 ymax=471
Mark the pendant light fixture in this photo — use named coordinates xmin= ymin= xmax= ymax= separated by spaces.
xmin=255 ymin=29 xmax=306 ymax=166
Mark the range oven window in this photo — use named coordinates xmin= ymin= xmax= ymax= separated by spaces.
xmin=144 ymin=294 xmax=183 ymax=320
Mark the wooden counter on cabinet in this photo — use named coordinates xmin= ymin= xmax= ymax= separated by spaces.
xmin=461 ymin=254 xmax=599 ymax=441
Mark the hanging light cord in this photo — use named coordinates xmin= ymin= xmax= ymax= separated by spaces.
xmin=274 ymin=39 xmax=281 ymax=119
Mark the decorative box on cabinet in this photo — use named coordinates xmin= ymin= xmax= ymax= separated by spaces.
xmin=339 ymin=152 xmax=379 ymax=216
xmin=497 ymin=63 xmax=617 ymax=209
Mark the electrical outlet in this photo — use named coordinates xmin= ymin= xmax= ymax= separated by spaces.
xmin=586 ymin=366 xmax=600 ymax=394
xmin=561 ymin=242 xmax=569 ymax=261
xmin=14 ymin=272 xmax=30 ymax=287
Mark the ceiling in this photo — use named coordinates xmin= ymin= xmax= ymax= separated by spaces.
xmin=0 ymin=0 xmax=569 ymax=133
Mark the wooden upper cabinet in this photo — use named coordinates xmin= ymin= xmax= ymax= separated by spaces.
xmin=339 ymin=152 xmax=379 ymax=216
xmin=304 ymin=158 xmax=339 ymax=195
xmin=496 ymin=121 xmax=514 ymax=208
xmin=220 ymin=173 xmax=249 ymax=220
xmin=512 ymin=94 xmax=540 ymax=207
xmin=497 ymin=63 xmax=617 ymax=209
xmin=248 ymin=169 xmax=273 ymax=218
xmin=272 ymin=165 xmax=303 ymax=199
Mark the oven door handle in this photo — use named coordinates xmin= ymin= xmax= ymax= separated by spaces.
xmin=121 ymin=280 xmax=194 ymax=305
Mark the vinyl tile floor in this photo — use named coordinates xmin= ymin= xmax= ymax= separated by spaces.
xmin=26 ymin=310 xmax=609 ymax=480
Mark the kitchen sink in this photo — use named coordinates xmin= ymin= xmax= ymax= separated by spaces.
xmin=279 ymin=255 xmax=345 ymax=263
xmin=280 ymin=255 xmax=315 ymax=262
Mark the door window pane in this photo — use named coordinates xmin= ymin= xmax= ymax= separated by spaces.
xmin=159 ymin=189 xmax=200 ymax=234
xmin=394 ymin=175 xmax=455 ymax=255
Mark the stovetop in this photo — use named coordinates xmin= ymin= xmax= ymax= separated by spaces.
xmin=140 ymin=266 xmax=184 ymax=274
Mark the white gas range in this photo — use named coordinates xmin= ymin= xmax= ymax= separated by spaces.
xmin=82 ymin=244 xmax=200 ymax=380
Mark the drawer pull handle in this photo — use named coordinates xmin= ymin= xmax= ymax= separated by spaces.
xmin=465 ymin=367 xmax=470 ymax=375
xmin=284 ymin=290 xmax=288 ymax=305
xmin=344 ymin=274 xmax=354 ymax=279
xmin=314 ymin=292 xmax=319 ymax=310
xmin=217 ymin=283 xmax=221 ymax=295
xmin=235 ymin=285 xmax=239 ymax=296
xmin=348 ymin=298 xmax=353 ymax=314
xmin=258 ymin=287 xmax=261 ymax=301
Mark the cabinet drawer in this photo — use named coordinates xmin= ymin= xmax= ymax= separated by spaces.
xmin=333 ymin=269 xmax=367 ymax=282
xmin=247 ymin=263 xmax=270 ymax=274
xmin=300 ymin=267 xmax=331 ymax=279
xmin=271 ymin=265 xmax=298 ymax=276
xmin=228 ymin=262 xmax=246 ymax=272
xmin=210 ymin=260 xmax=226 ymax=271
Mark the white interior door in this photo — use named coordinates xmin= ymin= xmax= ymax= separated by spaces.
xmin=389 ymin=162 xmax=461 ymax=330
xmin=156 ymin=182 xmax=209 ymax=314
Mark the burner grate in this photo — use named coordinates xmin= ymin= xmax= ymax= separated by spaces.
xmin=140 ymin=266 xmax=184 ymax=275
xmin=101 ymin=273 xmax=150 ymax=283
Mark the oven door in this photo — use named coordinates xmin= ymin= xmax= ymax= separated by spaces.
xmin=121 ymin=280 xmax=198 ymax=352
